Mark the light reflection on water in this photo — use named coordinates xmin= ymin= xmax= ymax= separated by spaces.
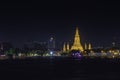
xmin=0 ymin=56 xmax=120 ymax=80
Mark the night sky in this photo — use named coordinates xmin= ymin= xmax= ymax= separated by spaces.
xmin=0 ymin=1 xmax=120 ymax=48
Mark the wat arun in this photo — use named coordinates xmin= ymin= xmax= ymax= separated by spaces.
xmin=71 ymin=27 xmax=84 ymax=51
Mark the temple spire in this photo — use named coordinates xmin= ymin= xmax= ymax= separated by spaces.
xmin=85 ymin=43 xmax=87 ymax=50
xmin=71 ymin=27 xmax=83 ymax=51
xmin=67 ymin=42 xmax=70 ymax=51
xmin=88 ymin=43 xmax=92 ymax=50
xmin=63 ymin=42 xmax=66 ymax=52
xmin=76 ymin=27 xmax=79 ymax=36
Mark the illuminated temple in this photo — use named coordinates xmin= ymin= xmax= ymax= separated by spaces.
xmin=71 ymin=27 xmax=83 ymax=51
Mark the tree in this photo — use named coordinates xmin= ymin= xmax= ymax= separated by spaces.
xmin=5 ymin=48 xmax=15 ymax=57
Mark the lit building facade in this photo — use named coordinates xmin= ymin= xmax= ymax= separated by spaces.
xmin=48 ymin=37 xmax=55 ymax=55
xmin=62 ymin=42 xmax=70 ymax=52
xmin=71 ymin=27 xmax=83 ymax=51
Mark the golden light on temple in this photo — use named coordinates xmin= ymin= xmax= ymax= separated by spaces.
xmin=67 ymin=42 xmax=70 ymax=51
xmin=85 ymin=43 xmax=87 ymax=50
xmin=63 ymin=42 xmax=70 ymax=52
xmin=63 ymin=42 xmax=66 ymax=52
xmin=88 ymin=43 xmax=92 ymax=50
xmin=71 ymin=27 xmax=83 ymax=51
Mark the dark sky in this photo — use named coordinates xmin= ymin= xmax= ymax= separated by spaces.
xmin=0 ymin=1 xmax=120 ymax=48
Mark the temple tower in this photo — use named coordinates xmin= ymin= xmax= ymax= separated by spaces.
xmin=71 ymin=27 xmax=83 ymax=51
xmin=88 ymin=43 xmax=92 ymax=50
xmin=67 ymin=42 xmax=70 ymax=51
xmin=85 ymin=43 xmax=87 ymax=50
xmin=63 ymin=42 xmax=66 ymax=52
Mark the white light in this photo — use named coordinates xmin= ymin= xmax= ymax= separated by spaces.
xmin=50 ymin=51 xmax=53 ymax=55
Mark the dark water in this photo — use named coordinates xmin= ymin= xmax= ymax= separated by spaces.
xmin=0 ymin=57 xmax=120 ymax=80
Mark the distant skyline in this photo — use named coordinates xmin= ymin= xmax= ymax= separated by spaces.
xmin=0 ymin=1 xmax=120 ymax=48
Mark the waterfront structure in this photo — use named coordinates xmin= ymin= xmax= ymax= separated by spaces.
xmin=85 ymin=43 xmax=87 ymax=50
xmin=48 ymin=37 xmax=55 ymax=55
xmin=88 ymin=43 xmax=92 ymax=50
xmin=62 ymin=42 xmax=70 ymax=52
xmin=67 ymin=42 xmax=70 ymax=51
xmin=63 ymin=42 xmax=66 ymax=52
xmin=71 ymin=27 xmax=83 ymax=51
xmin=48 ymin=37 xmax=55 ymax=51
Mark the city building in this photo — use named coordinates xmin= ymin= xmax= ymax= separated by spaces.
xmin=48 ymin=37 xmax=55 ymax=55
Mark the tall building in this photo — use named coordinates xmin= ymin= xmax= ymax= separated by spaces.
xmin=71 ymin=27 xmax=83 ymax=51
xmin=47 ymin=37 xmax=56 ymax=56
xmin=48 ymin=37 xmax=55 ymax=51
